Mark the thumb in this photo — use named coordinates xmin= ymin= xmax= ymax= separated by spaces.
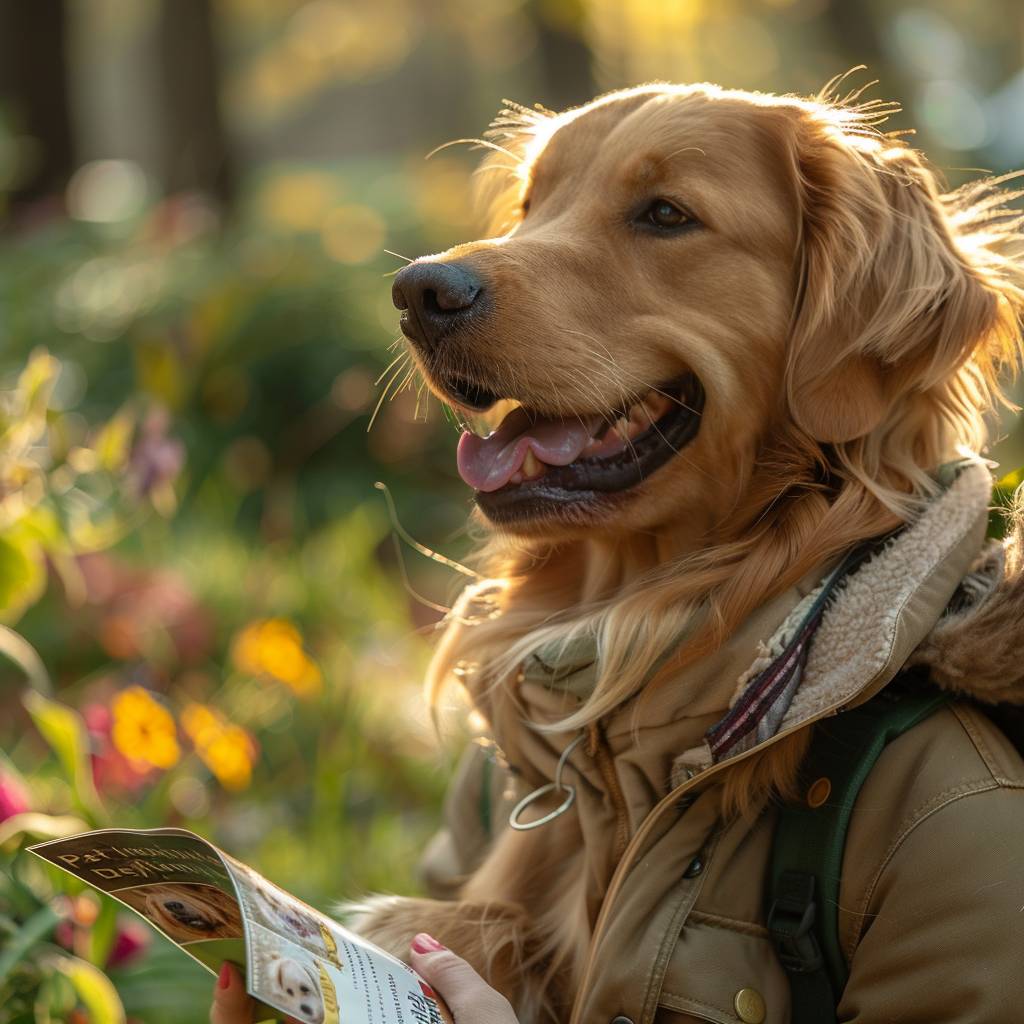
xmin=210 ymin=962 xmax=256 ymax=1024
xmin=409 ymin=934 xmax=518 ymax=1024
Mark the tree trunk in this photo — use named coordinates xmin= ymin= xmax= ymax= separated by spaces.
xmin=529 ymin=0 xmax=595 ymax=109
xmin=157 ymin=0 xmax=233 ymax=205
xmin=0 ymin=0 xmax=74 ymax=213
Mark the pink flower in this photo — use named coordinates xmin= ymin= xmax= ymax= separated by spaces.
xmin=107 ymin=918 xmax=150 ymax=968
xmin=0 ymin=772 xmax=30 ymax=823
xmin=129 ymin=408 xmax=185 ymax=499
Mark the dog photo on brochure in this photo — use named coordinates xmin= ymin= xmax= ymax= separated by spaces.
xmin=1 ymin=2 xmax=1023 ymax=1023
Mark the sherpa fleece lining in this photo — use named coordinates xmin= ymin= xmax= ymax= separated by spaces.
xmin=784 ymin=459 xmax=991 ymax=727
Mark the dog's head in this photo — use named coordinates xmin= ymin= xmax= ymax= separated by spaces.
xmin=142 ymin=884 xmax=236 ymax=938
xmin=267 ymin=953 xmax=324 ymax=1024
xmin=393 ymin=83 xmax=1018 ymax=540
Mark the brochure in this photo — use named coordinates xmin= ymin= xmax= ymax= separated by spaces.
xmin=29 ymin=828 xmax=451 ymax=1024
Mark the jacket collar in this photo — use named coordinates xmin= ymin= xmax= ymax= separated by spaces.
xmin=675 ymin=457 xmax=993 ymax=776
xmin=490 ymin=458 xmax=996 ymax=796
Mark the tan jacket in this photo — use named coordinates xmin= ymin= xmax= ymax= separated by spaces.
xmin=423 ymin=462 xmax=1024 ymax=1024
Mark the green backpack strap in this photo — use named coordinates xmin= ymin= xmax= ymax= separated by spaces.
xmin=766 ymin=687 xmax=949 ymax=1023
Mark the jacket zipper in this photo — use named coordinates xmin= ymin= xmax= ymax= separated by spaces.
xmin=586 ymin=722 xmax=630 ymax=862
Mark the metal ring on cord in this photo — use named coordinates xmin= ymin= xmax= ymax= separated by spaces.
xmin=508 ymin=733 xmax=585 ymax=831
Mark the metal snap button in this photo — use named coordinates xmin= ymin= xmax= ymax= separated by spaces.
xmin=806 ymin=776 xmax=831 ymax=808
xmin=734 ymin=987 xmax=766 ymax=1023
xmin=683 ymin=855 xmax=704 ymax=878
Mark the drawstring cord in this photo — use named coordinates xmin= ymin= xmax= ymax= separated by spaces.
xmin=508 ymin=732 xmax=585 ymax=831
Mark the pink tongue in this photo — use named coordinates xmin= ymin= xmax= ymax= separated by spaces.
xmin=457 ymin=407 xmax=596 ymax=492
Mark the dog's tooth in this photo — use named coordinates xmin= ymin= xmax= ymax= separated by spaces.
xmin=637 ymin=394 xmax=666 ymax=424
xmin=521 ymin=449 xmax=545 ymax=479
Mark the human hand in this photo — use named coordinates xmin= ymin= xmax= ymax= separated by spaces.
xmin=211 ymin=937 xmax=520 ymax=1024
xmin=209 ymin=963 xmax=299 ymax=1024
xmin=410 ymin=933 xmax=519 ymax=1024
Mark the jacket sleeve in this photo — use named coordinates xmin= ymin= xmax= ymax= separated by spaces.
xmin=418 ymin=740 xmax=512 ymax=899
xmin=839 ymin=783 xmax=1024 ymax=1023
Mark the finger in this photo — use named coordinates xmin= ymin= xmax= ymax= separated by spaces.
xmin=410 ymin=934 xmax=518 ymax=1024
xmin=210 ymin=962 xmax=256 ymax=1024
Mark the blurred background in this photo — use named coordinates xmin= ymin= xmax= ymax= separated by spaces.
xmin=0 ymin=1 xmax=1021 ymax=1021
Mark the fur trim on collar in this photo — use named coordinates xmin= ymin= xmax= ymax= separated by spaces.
xmin=909 ymin=516 xmax=1024 ymax=704
xmin=783 ymin=458 xmax=992 ymax=725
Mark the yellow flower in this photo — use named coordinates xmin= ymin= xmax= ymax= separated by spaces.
xmin=110 ymin=687 xmax=180 ymax=770
xmin=182 ymin=702 xmax=256 ymax=791
xmin=231 ymin=619 xmax=323 ymax=697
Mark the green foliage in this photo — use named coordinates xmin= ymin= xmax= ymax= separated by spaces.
xmin=988 ymin=467 xmax=1024 ymax=539
xmin=0 ymin=159 xmax=470 ymax=1023
xmin=22 ymin=693 xmax=105 ymax=825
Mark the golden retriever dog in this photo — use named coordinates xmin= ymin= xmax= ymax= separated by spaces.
xmin=356 ymin=80 xmax=1024 ymax=1020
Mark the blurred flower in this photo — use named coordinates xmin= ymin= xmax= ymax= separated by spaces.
xmin=110 ymin=686 xmax=180 ymax=770
xmin=54 ymin=918 xmax=74 ymax=951
xmin=84 ymin=702 xmax=152 ymax=793
xmin=128 ymin=407 xmax=185 ymax=514
xmin=54 ymin=896 xmax=148 ymax=969
xmin=0 ymin=771 xmax=30 ymax=822
xmin=80 ymin=553 xmax=214 ymax=667
xmin=106 ymin=917 xmax=150 ymax=968
xmin=181 ymin=702 xmax=257 ymax=790
xmin=232 ymin=619 xmax=323 ymax=696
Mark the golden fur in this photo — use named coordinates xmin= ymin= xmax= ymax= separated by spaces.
xmin=357 ymin=80 xmax=1024 ymax=1021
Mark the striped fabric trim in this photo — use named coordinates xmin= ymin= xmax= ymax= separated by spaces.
xmin=704 ymin=543 xmax=876 ymax=762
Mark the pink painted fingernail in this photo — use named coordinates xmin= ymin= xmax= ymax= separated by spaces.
xmin=412 ymin=933 xmax=446 ymax=953
xmin=218 ymin=963 xmax=232 ymax=990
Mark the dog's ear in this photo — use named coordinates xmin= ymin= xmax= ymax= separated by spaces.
xmin=785 ymin=110 xmax=1000 ymax=443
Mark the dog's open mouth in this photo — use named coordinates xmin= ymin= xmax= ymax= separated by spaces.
xmin=453 ymin=373 xmax=704 ymax=519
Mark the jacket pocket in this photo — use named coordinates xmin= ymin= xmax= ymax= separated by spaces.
xmin=656 ymin=916 xmax=789 ymax=1023
xmin=655 ymin=1009 xmax=719 ymax=1024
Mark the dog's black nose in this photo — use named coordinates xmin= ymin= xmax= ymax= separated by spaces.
xmin=392 ymin=261 xmax=483 ymax=351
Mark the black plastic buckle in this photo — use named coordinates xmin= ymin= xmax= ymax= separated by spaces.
xmin=767 ymin=871 xmax=824 ymax=974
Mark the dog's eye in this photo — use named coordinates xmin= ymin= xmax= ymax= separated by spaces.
xmin=643 ymin=199 xmax=689 ymax=229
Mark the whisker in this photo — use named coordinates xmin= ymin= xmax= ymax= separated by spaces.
xmin=368 ymin=355 xmax=411 ymax=431
xmin=414 ymin=378 xmax=430 ymax=421
xmin=573 ymin=331 xmax=704 ymax=416
xmin=374 ymin=481 xmax=481 ymax=579
xmin=426 ymin=137 xmax=520 ymax=162
xmin=386 ymin=526 xmax=452 ymax=615
xmin=374 ymin=351 xmax=408 ymax=387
